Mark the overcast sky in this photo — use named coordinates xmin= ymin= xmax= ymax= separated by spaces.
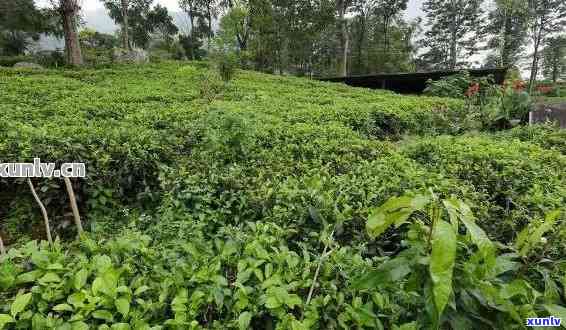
xmin=39 ymin=0 xmax=424 ymax=19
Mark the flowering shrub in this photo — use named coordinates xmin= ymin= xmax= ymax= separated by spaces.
xmin=464 ymin=82 xmax=480 ymax=97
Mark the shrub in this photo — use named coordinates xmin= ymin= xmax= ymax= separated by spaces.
xmin=215 ymin=52 xmax=238 ymax=83
xmin=423 ymin=71 xmax=482 ymax=98
xmin=401 ymin=134 xmax=566 ymax=242
xmin=35 ymin=51 xmax=66 ymax=68
xmin=0 ymin=55 xmax=33 ymax=67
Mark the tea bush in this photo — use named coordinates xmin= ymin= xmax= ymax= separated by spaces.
xmin=401 ymin=134 xmax=566 ymax=242
xmin=1 ymin=62 xmax=565 ymax=329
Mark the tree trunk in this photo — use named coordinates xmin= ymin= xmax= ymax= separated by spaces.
xmin=449 ymin=18 xmax=458 ymax=69
xmin=60 ymin=0 xmax=83 ymax=66
xmin=121 ymin=0 xmax=131 ymax=49
xmin=342 ymin=31 xmax=349 ymax=77
xmin=529 ymin=25 xmax=543 ymax=93
xmin=501 ymin=13 xmax=512 ymax=67
xmin=0 ymin=233 xmax=5 ymax=257
xmin=336 ymin=0 xmax=348 ymax=76
xmin=356 ymin=16 xmax=366 ymax=74
xmin=207 ymin=5 xmax=213 ymax=52
xmin=383 ymin=18 xmax=390 ymax=53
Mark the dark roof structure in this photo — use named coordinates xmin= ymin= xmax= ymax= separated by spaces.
xmin=318 ymin=68 xmax=508 ymax=94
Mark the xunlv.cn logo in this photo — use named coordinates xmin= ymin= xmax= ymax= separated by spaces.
xmin=526 ymin=317 xmax=562 ymax=327
xmin=0 ymin=158 xmax=85 ymax=178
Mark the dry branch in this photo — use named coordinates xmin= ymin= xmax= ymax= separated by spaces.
xmin=63 ymin=177 xmax=83 ymax=236
xmin=27 ymin=178 xmax=53 ymax=245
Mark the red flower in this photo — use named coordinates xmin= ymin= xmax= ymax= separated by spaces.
xmin=465 ymin=83 xmax=480 ymax=97
xmin=512 ymin=80 xmax=526 ymax=92
xmin=536 ymin=85 xmax=553 ymax=94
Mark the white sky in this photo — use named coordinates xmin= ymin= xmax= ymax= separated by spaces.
xmin=40 ymin=0 xmax=424 ymax=19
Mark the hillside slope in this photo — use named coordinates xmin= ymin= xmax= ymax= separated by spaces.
xmin=0 ymin=62 xmax=565 ymax=329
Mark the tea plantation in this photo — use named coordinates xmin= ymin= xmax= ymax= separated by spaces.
xmin=0 ymin=62 xmax=565 ymax=329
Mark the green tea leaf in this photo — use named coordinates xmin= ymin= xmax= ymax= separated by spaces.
xmin=544 ymin=305 xmax=566 ymax=325
xmin=38 ymin=272 xmax=61 ymax=284
xmin=366 ymin=195 xmax=430 ymax=239
xmin=111 ymin=323 xmax=131 ymax=330
xmin=134 ymin=285 xmax=150 ymax=296
xmin=443 ymin=198 xmax=493 ymax=256
xmin=15 ymin=270 xmax=42 ymax=284
xmin=353 ymin=256 xmax=412 ymax=289
xmin=430 ymin=220 xmax=456 ymax=319
xmin=53 ymin=304 xmax=74 ymax=312
xmin=238 ymin=312 xmax=252 ymax=330
xmin=74 ymin=269 xmax=88 ymax=290
xmin=0 ymin=314 xmax=14 ymax=330
xmin=68 ymin=292 xmax=86 ymax=308
xmin=10 ymin=292 xmax=32 ymax=317
xmin=71 ymin=321 xmax=89 ymax=330
xmin=92 ymin=310 xmax=113 ymax=322
xmin=116 ymin=298 xmax=130 ymax=317
xmin=516 ymin=210 xmax=561 ymax=257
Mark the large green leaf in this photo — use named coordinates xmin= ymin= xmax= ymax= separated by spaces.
xmin=38 ymin=272 xmax=61 ymax=285
xmin=516 ymin=210 xmax=561 ymax=257
xmin=116 ymin=298 xmax=131 ymax=317
xmin=52 ymin=304 xmax=74 ymax=312
xmin=238 ymin=312 xmax=252 ymax=330
xmin=10 ymin=292 xmax=32 ymax=317
xmin=0 ymin=314 xmax=14 ymax=330
xmin=92 ymin=310 xmax=114 ymax=322
xmin=71 ymin=321 xmax=89 ymax=330
xmin=352 ymin=254 xmax=414 ymax=290
xmin=443 ymin=198 xmax=493 ymax=256
xmin=429 ymin=220 xmax=457 ymax=319
xmin=366 ymin=195 xmax=430 ymax=239
xmin=74 ymin=269 xmax=89 ymax=291
xmin=544 ymin=305 xmax=566 ymax=328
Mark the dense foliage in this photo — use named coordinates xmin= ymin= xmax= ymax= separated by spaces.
xmin=0 ymin=62 xmax=565 ymax=329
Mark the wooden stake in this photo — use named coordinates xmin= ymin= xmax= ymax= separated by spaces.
xmin=27 ymin=178 xmax=53 ymax=245
xmin=63 ymin=177 xmax=83 ymax=236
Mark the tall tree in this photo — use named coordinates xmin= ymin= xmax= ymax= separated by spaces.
xmin=217 ymin=0 xmax=251 ymax=52
xmin=526 ymin=0 xmax=566 ymax=91
xmin=104 ymin=0 xmax=177 ymax=49
xmin=542 ymin=35 xmax=566 ymax=82
xmin=198 ymin=0 xmax=219 ymax=50
xmin=376 ymin=0 xmax=408 ymax=53
xmin=148 ymin=4 xmax=179 ymax=45
xmin=51 ymin=0 xmax=84 ymax=66
xmin=102 ymin=0 xmax=133 ymax=49
xmin=485 ymin=0 xmax=529 ymax=67
xmin=179 ymin=0 xmax=200 ymax=41
xmin=121 ymin=0 xmax=131 ymax=49
xmin=350 ymin=0 xmax=377 ymax=74
xmin=420 ymin=0 xmax=484 ymax=70
xmin=336 ymin=0 xmax=354 ymax=76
